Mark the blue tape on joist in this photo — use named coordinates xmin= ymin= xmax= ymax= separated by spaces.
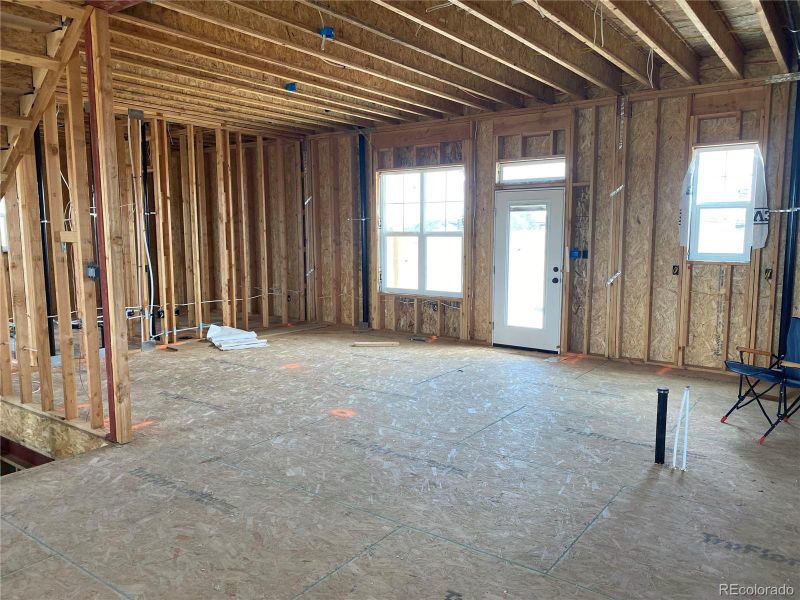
xmin=319 ymin=26 xmax=334 ymax=39
xmin=285 ymin=82 xmax=297 ymax=92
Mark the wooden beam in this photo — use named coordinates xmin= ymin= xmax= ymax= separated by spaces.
xmin=752 ymin=0 xmax=790 ymax=73
xmin=214 ymin=128 xmax=232 ymax=325
xmin=0 ymin=115 xmax=32 ymax=129
xmin=129 ymin=117 xmax=150 ymax=342
xmin=158 ymin=0 xmax=470 ymax=115
xmin=0 ymin=49 xmax=60 ymax=71
xmin=236 ymin=132 xmax=250 ymax=330
xmin=601 ymin=0 xmax=699 ymax=84
xmin=449 ymin=0 xmax=621 ymax=93
xmin=374 ymin=0 xmax=584 ymax=99
xmin=42 ymin=100 xmax=77 ymax=419
xmin=64 ymin=52 xmax=103 ymax=429
xmin=195 ymin=129 xmax=212 ymax=325
xmin=232 ymin=0 xmax=521 ymax=108
xmin=17 ymin=149 xmax=54 ymax=411
xmin=151 ymin=118 xmax=170 ymax=343
xmin=0 ymin=6 xmax=93 ymax=200
xmin=3 ymin=177 xmax=33 ymax=403
xmin=86 ymin=7 xmax=131 ymax=443
xmin=522 ymin=0 xmax=651 ymax=86
xmin=302 ymin=0 xmax=550 ymax=102
xmin=3 ymin=0 xmax=85 ymax=19
xmin=674 ymin=0 xmax=744 ymax=78
xmin=179 ymin=133 xmax=195 ymax=328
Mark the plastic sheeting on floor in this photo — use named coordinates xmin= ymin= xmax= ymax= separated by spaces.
xmin=206 ymin=324 xmax=268 ymax=351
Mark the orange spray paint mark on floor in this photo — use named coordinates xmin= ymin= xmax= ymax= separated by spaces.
xmin=279 ymin=363 xmax=303 ymax=370
xmin=329 ymin=408 xmax=357 ymax=418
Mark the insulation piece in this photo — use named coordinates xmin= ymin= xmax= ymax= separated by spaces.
xmin=206 ymin=324 xmax=268 ymax=351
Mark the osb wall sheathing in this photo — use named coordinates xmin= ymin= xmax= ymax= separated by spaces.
xmin=307 ymin=78 xmax=794 ymax=372
xmin=308 ymin=134 xmax=362 ymax=327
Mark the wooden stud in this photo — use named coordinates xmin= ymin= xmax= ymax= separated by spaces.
xmin=65 ymin=52 xmax=103 ymax=428
xmin=236 ymin=133 xmax=250 ymax=329
xmin=43 ymin=100 xmax=77 ymax=419
xmin=583 ymin=107 xmax=599 ymax=355
xmin=128 ymin=117 xmax=150 ymax=343
xmin=0 ymin=247 xmax=12 ymax=398
xmin=643 ymin=97 xmax=662 ymax=362
xmin=186 ymin=124 xmax=203 ymax=335
xmin=87 ymin=7 xmax=131 ymax=442
xmin=214 ymin=128 xmax=232 ymax=325
xmin=3 ymin=177 xmax=34 ymax=404
xmin=276 ymin=141 xmax=290 ymax=324
xmin=17 ymin=149 xmax=55 ymax=411
xmin=461 ymin=131 xmax=474 ymax=341
xmin=254 ymin=135 xmax=270 ymax=327
xmin=224 ymin=131 xmax=237 ymax=328
xmin=195 ymin=129 xmax=212 ymax=325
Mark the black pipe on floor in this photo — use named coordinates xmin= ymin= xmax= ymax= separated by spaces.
xmin=358 ymin=131 xmax=370 ymax=326
xmin=33 ymin=126 xmax=56 ymax=357
xmin=778 ymin=82 xmax=800 ymax=357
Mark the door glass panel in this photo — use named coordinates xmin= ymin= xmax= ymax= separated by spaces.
xmin=507 ymin=205 xmax=547 ymax=328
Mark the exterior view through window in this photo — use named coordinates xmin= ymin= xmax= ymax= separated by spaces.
xmin=688 ymin=144 xmax=758 ymax=263
xmin=380 ymin=167 xmax=465 ymax=296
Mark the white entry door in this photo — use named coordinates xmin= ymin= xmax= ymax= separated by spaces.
xmin=492 ymin=188 xmax=565 ymax=351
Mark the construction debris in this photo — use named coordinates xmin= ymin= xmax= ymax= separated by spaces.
xmin=206 ymin=325 xmax=268 ymax=351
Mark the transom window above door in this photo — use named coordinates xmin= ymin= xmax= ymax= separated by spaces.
xmin=379 ymin=167 xmax=465 ymax=297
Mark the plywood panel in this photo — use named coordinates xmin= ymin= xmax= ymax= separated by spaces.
xmin=685 ymin=264 xmax=727 ymax=368
xmin=588 ymin=104 xmax=615 ymax=356
xmin=619 ymin=100 xmax=657 ymax=360
xmin=568 ymin=185 xmax=590 ymax=352
xmin=649 ymin=96 xmax=689 ymax=363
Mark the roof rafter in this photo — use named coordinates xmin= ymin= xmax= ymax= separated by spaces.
xmin=600 ymin=0 xmax=700 ymax=84
xmin=300 ymin=0 xmax=552 ymax=103
xmin=113 ymin=9 xmax=438 ymax=119
xmin=448 ymin=0 xmax=621 ymax=93
xmin=521 ymin=0 xmax=651 ymax=87
xmin=674 ymin=0 xmax=744 ymax=78
xmin=373 ymin=0 xmax=585 ymax=99
xmin=229 ymin=0 xmax=522 ymax=108
xmin=155 ymin=0 xmax=469 ymax=115
xmin=751 ymin=0 xmax=790 ymax=73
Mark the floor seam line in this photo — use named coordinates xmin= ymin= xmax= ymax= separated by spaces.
xmin=455 ymin=404 xmax=528 ymax=444
xmin=546 ymin=485 xmax=627 ymax=574
xmin=0 ymin=516 xmax=133 ymax=600
xmin=290 ymin=526 xmax=405 ymax=599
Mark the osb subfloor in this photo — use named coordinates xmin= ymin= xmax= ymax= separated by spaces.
xmin=1 ymin=327 xmax=798 ymax=599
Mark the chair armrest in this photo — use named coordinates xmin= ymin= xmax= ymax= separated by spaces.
xmin=782 ymin=360 xmax=800 ymax=369
xmin=735 ymin=346 xmax=772 ymax=357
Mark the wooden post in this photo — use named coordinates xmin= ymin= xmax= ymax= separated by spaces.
xmin=86 ymin=8 xmax=131 ymax=443
xmin=43 ymin=100 xmax=77 ymax=419
xmin=255 ymin=135 xmax=270 ymax=327
xmin=129 ymin=117 xmax=150 ymax=343
xmin=17 ymin=149 xmax=54 ymax=411
xmin=179 ymin=132 xmax=195 ymax=328
xmin=236 ymin=132 xmax=250 ymax=330
xmin=156 ymin=119 xmax=175 ymax=344
xmin=214 ymin=128 xmax=231 ymax=325
xmin=3 ymin=178 xmax=33 ymax=404
xmin=65 ymin=52 xmax=103 ymax=428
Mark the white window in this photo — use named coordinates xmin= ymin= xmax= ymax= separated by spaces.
xmin=380 ymin=167 xmax=464 ymax=296
xmin=688 ymin=144 xmax=759 ymax=263
xmin=498 ymin=157 xmax=566 ymax=184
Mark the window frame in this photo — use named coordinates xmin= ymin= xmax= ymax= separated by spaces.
xmin=687 ymin=142 xmax=758 ymax=264
xmin=496 ymin=156 xmax=567 ymax=185
xmin=378 ymin=165 xmax=465 ymax=298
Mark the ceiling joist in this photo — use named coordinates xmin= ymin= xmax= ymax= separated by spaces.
xmin=674 ymin=0 xmax=744 ymax=78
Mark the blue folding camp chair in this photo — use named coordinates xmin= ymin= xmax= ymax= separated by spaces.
xmin=723 ymin=317 xmax=800 ymax=443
